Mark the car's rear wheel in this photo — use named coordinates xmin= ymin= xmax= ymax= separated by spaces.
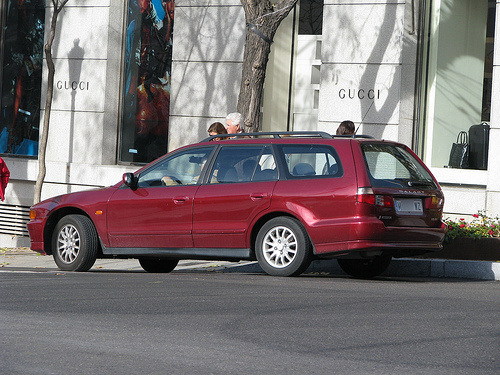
xmin=139 ymin=258 xmax=179 ymax=273
xmin=52 ymin=214 xmax=99 ymax=272
xmin=255 ymin=217 xmax=312 ymax=277
xmin=337 ymin=255 xmax=392 ymax=279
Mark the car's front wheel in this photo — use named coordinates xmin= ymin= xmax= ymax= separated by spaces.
xmin=337 ymin=255 xmax=392 ymax=279
xmin=255 ymin=217 xmax=312 ymax=277
xmin=52 ymin=214 xmax=99 ymax=272
xmin=139 ymin=258 xmax=179 ymax=273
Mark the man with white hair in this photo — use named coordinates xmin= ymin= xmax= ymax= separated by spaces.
xmin=226 ymin=112 xmax=244 ymax=136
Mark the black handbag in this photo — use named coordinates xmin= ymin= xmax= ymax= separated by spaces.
xmin=448 ymin=131 xmax=469 ymax=168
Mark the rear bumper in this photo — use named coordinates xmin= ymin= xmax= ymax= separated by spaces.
xmin=315 ymin=240 xmax=442 ymax=258
xmin=314 ymin=219 xmax=446 ymax=257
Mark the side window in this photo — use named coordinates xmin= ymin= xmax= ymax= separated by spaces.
xmin=279 ymin=144 xmax=343 ymax=179
xmin=208 ymin=146 xmax=277 ymax=183
xmin=136 ymin=147 xmax=213 ymax=188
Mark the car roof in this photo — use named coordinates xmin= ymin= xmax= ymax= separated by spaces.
xmin=200 ymin=131 xmax=375 ymax=143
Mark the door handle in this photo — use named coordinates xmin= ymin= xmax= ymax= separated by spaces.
xmin=250 ymin=192 xmax=268 ymax=201
xmin=173 ymin=196 xmax=189 ymax=204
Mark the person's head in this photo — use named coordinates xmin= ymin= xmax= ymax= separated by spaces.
xmin=226 ymin=112 xmax=243 ymax=134
xmin=208 ymin=122 xmax=227 ymax=136
xmin=336 ymin=120 xmax=355 ymax=135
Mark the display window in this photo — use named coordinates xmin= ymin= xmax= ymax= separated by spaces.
xmin=288 ymin=0 xmax=323 ymax=131
xmin=418 ymin=0 xmax=495 ymax=170
xmin=0 ymin=0 xmax=45 ymax=156
xmin=119 ymin=0 xmax=175 ymax=163
xmin=299 ymin=0 xmax=323 ymax=35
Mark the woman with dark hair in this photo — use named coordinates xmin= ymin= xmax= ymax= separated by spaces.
xmin=208 ymin=122 xmax=227 ymax=140
xmin=336 ymin=120 xmax=355 ymax=135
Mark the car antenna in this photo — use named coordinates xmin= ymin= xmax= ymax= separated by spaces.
xmin=355 ymin=101 xmax=375 ymax=134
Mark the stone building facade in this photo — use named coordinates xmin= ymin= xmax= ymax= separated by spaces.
xmin=0 ymin=0 xmax=498 ymax=246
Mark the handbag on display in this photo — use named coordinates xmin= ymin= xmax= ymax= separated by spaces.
xmin=448 ymin=131 xmax=469 ymax=168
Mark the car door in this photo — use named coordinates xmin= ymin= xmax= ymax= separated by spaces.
xmin=106 ymin=146 xmax=214 ymax=249
xmin=192 ymin=145 xmax=278 ymax=248
xmin=271 ymin=142 xmax=358 ymax=253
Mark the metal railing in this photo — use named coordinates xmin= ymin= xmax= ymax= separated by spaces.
xmin=202 ymin=131 xmax=374 ymax=142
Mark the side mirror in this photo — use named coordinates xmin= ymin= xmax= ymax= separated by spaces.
xmin=122 ymin=173 xmax=138 ymax=189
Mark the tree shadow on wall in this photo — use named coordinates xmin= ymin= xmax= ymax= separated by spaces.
xmin=171 ymin=4 xmax=245 ymax=143
xmin=358 ymin=4 xmax=400 ymax=131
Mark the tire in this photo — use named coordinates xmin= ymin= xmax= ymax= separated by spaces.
xmin=52 ymin=215 xmax=99 ymax=272
xmin=139 ymin=258 xmax=179 ymax=273
xmin=255 ymin=217 xmax=312 ymax=277
xmin=337 ymin=255 xmax=392 ymax=279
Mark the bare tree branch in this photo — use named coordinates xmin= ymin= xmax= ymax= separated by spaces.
xmin=34 ymin=0 xmax=69 ymax=204
xmin=238 ymin=0 xmax=298 ymax=132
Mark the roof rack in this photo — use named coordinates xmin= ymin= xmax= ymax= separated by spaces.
xmin=332 ymin=134 xmax=374 ymax=139
xmin=202 ymin=131 xmax=373 ymax=142
xmin=202 ymin=131 xmax=332 ymax=142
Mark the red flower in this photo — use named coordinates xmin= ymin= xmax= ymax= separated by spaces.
xmin=489 ymin=230 xmax=494 ymax=236
xmin=473 ymin=214 xmax=479 ymax=218
xmin=460 ymin=224 xmax=466 ymax=228
xmin=460 ymin=218 xmax=465 ymax=221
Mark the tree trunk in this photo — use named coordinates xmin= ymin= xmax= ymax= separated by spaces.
xmin=34 ymin=0 xmax=69 ymax=204
xmin=238 ymin=0 xmax=298 ymax=133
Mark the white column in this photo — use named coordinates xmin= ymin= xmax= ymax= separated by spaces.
xmin=486 ymin=2 xmax=500 ymax=215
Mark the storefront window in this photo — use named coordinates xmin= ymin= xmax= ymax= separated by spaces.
xmin=0 ymin=0 xmax=45 ymax=156
xmin=299 ymin=0 xmax=323 ymax=35
xmin=290 ymin=0 xmax=323 ymax=131
xmin=419 ymin=0 xmax=495 ymax=170
xmin=120 ymin=0 xmax=175 ymax=163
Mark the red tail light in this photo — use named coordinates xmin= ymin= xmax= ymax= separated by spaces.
xmin=356 ymin=187 xmax=376 ymax=205
xmin=356 ymin=187 xmax=394 ymax=208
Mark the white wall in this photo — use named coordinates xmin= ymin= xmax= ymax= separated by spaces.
xmin=168 ymin=1 xmax=245 ymax=150
xmin=485 ymin=1 xmax=500 ymax=217
xmin=319 ymin=0 xmax=407 ymax=139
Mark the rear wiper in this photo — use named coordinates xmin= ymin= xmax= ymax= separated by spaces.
xmin=408 ymin=180 xmax=434 ymax=188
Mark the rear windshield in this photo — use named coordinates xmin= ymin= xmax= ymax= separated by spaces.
xmin=361 ymin=143 xmax=437 ymax=189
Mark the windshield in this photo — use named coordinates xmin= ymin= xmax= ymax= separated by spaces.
xmin=361 ymin=143 xmax=437 ymax=189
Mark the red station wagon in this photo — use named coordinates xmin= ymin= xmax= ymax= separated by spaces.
xmin=28 ymin=132 xmax=446 ymax=278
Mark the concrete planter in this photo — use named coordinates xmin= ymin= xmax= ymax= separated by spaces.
xmin=418 ymin=237 xmax=500 ymax=261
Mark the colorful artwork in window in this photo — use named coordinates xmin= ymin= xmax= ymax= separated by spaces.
xmin=0 ymin=0 xmax=45 ymax=156
xmin=120 ymin=0 xmax=175 ymax=163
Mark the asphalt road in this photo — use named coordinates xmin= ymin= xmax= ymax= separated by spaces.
xmin=1 ymin=270 xmax=499 ymax=375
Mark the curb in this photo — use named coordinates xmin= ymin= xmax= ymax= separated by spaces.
xmin=215 ymin=258 xmax=500 ymax=281
xmin=386 ymin=258 xmax=500 ymax=280
xmin=1 ymin=251 xmax=499 ymax=280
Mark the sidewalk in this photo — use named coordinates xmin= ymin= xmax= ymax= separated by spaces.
xmin=1 ymin=248 xmax=499 ymax=280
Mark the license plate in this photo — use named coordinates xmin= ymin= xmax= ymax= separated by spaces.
xmin=394 ymin=199 xmax=423 ymax=215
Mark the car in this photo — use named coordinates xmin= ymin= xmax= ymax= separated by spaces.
xmin=27 ymin=131 xmax=446 ymax=278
